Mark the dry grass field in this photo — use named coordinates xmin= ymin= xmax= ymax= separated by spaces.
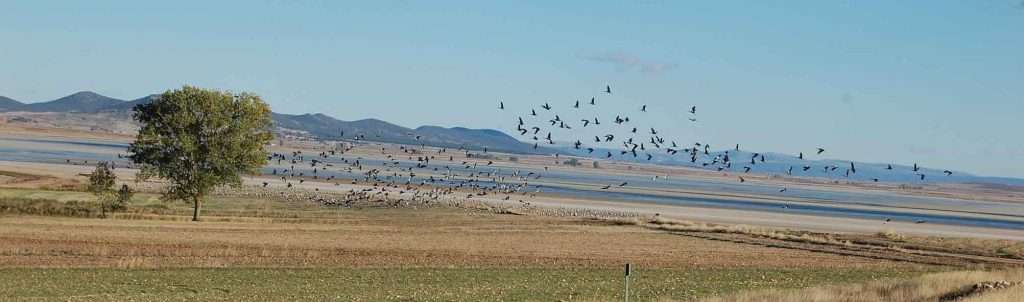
xmin=698 ymin=270 xmax=1024 ymax=302
xmin=0 ymin=185 xmax=1021 ymax=301
xmin=0 ymin=186 xmax=941 ymax=301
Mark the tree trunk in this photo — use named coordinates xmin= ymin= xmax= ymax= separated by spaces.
xmin=192 ymin=196 xmax=201 ymax=222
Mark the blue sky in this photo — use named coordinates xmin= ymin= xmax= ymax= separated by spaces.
xmin=1 ymin=1 xmax=1022 ymax=177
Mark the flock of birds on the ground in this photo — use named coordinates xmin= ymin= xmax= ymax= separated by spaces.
xmin=255 ymin=143 xmax=552 ymax=208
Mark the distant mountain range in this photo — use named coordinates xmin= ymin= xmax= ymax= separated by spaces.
xmin=271 ymin=112 xmax=542 ymax=154
xmin=0 ymin=91 xmax=541 ymax=154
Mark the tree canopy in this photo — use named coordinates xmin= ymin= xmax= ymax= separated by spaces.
xmin=128 ymin=86 xmax=273 ymax=221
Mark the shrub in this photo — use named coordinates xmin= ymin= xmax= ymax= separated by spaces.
xmin=877 ymin=229 xmax=906 ymax=241
xmin=88 ymin=162 xmax=132 ymax=217
xmin=0 ymin=197 xmax=98 ymax=218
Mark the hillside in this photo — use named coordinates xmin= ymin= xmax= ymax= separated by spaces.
xmin=17 ymin=91 xmax=123 ymax=112
xmin=0 ymin=96 xmax=22 ymax=111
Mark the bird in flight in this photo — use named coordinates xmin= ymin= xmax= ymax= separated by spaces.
xmin=816 ymin=148 xmax=825 ymax=155
xmin=574 ymin=100 xmax=580 ymax=109
xmin=590 ymin=97 xmax=596 ymax=105
xmin=499 ymin=101 xmax=504 ymax=110
xmin=541 ymin=103 xmax=552 ymax=110
xmin=641 ymin=105 xmax=647 ymax=112
xmin=689 ymin=106 xmax=696 ymax=114
xmin=943 ymin=170 xmax=953 ymax=176
xmin=605 ymin=85 xmax=612 ymax=94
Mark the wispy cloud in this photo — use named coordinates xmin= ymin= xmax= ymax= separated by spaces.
xmin=579 ymin=51 xmax=678 ymax=75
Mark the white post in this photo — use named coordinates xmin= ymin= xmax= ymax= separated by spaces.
xmin=624 ymin=263 xmax=631 ymax=302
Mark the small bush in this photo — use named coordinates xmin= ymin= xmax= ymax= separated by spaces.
xmin=878 ymin=229 xmax=906 ymax=241
xmin=108 ymin=184 xmax=133 ymax=213
xmin=0 ymin=197 xmax=99 ymax=218
xmin=88 ymin=162 xmax=133 ymax=217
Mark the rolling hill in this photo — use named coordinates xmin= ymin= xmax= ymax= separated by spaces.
xmin=15 ymin=91 xmax=124 ymax=112
xmin=0 ymin=96 xmax=22 ymax=111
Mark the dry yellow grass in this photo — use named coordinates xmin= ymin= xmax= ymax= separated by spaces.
xmin=898 ymin=235 xmax=1024 ymax=260
xmin=878 ymin=229 xmax=907 ymax=241
xmin=968 ymin=284 xmax=1024 ymax=302
xmin=642 ymin=217 xmax=851 ymax=246
xmin=694 ymin=269 xmax=1024 ymax=302
xmin=0 ymin=197 xmax=937 ymax=301
xmin=0 ymin=209 xmax=914 ymax=270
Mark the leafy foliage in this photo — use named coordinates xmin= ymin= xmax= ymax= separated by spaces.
xmin=87 ymin=161 xmax=116 ymax=197
xmin=128 ymin=86 xmax=273 ymax=221
xmin=111 ymin=184 xmax=133 ymax=212
xmin=87 ymin=161 xmax=128 ymax=217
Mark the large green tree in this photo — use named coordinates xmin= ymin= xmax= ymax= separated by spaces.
xmin=129 ymin=86 xmax=273 ymax=221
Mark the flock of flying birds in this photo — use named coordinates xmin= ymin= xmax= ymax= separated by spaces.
xmin=250 ymin=83 xmax=955 ymax=206
xmin=500 ymin=84 xmax=954 ymax=190
xmin=85 ymin=84 xmax=957 ymax=225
